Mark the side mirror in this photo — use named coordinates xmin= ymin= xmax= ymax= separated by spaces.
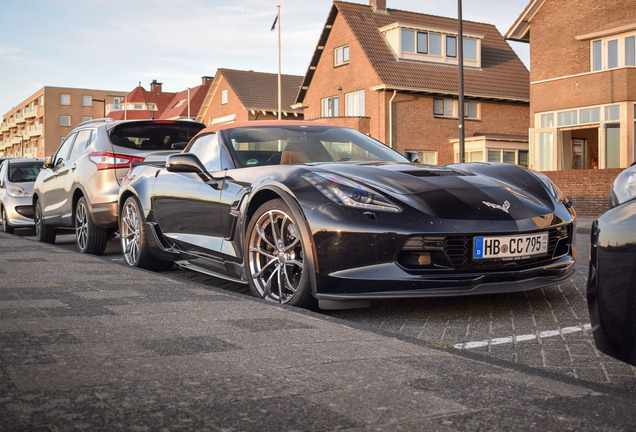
xmin=43 ymin=156 xmax=53 ymax=168
xmin=403 ymin=151 xmax=420 ymax=163
xmin=166 ymin=153 xmax=217 ymax=185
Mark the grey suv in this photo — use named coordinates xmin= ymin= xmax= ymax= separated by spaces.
xmin=33 ymin=118 xmax=205 ymax=254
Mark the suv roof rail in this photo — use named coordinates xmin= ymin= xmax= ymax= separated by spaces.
xmin=76 ymin=117 xmax=114 ymax=128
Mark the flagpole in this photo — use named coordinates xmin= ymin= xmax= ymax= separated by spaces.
xmin=277 ymin=5 xmax=281 ymax=120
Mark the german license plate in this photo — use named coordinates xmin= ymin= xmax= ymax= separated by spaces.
xmin=473 ymin=232 xmax=548 ymax=260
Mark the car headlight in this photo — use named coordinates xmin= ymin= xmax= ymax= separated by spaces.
xmin=532 ymin=171 xmax=564 ymax=202
xmin=7 ymin=185 xmax=30 ymax=198
xmin=610 ymin=165 xmax=636 ymax=208
xmin=303 ymin=172 xmax=401 ymax=213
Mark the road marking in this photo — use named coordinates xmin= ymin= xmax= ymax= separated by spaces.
xmin=453 ymin=323 xmax=593 ymax=350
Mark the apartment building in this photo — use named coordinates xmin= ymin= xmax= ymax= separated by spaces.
xmin=0 ymin=87 xmax=127 ymax=158
xmin=294 ymin=0 xmax=530 ymax=165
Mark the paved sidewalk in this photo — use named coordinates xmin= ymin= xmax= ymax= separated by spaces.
xmin=1 ymin=232 xmax=634 ymax=431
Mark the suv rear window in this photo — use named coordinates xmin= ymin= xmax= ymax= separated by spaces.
xmin=109 ymin=121 xmax=204 ymax=152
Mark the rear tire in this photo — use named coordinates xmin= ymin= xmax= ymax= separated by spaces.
xmin=34 ymin=199 xmax=56 ymax=244
xmin=245 ymin=198 xmax=316 ymax=309
xmin=1 ymin=207 xmax=14 ymax=234
xmin=75 ymin=196 xmax=108 ymax=255
xmin=120 ymin=196 xmax=173 ymax=271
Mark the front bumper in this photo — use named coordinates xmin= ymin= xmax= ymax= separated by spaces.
xmin=2 ymin=195 xmax=35 ymax=227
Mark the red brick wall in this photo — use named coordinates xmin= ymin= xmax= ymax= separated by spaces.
xmin=543 ymin=168 xmax=622 ymax=218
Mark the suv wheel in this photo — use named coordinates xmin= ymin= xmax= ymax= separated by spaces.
xmin=75 ymin=196 xmax=108 ymax=255
xmin=34 ymin=200 xmax=56 ymax=244
xmin=1 ymin=206 xmax=14 ymax=234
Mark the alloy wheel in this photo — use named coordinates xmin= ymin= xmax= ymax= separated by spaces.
xmin=75 ymin=201 xmax=89 ymax=251
xmin=120 ymin=200 xmax=141 ymax=266
xmin=248 ymin=209 xmax=304 ymax=303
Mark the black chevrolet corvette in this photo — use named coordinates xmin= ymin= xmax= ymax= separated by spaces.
xmin=588 ymin=164 xmax=636 ymax=366
xmin=118 ymin=121 xmax=577 ymax=309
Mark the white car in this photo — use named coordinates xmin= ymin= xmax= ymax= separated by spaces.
xmin=0 ymin=158 xmax=43 ymax=233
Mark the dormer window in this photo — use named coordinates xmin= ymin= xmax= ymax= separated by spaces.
xmin=383 ymin=23 xmax=482 ymax=67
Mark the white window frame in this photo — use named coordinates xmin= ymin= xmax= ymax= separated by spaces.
xmin=221 ymin=89 xmax=228 ymax=105
xmin=60 ymin=115 xmax=71 ymax=127
xmin=590 ymin=30 xmax=636 ymax=72
xmin=82 ymin=95 xmax=92 ymax=106
xmin=60 ymin=94 xmax=70 ymax=105
xmin=433 ymin=98 xmax=479 ymax=119
xmin=321 ymin=96 xmax=339 ymax=118
xmin=334 ymin=45 xmax=350 ymax=67
xmin=345 ymin=90 xmax=365 ymax=117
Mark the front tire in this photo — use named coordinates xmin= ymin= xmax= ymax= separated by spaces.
xmin=120 ymin=196 xmax=173 ymax=271
xmin=1 ymin=206 xmax=14 ymax=234
xmin=245 ymin=198 xmax=316 ymax=308
xmin=34 ymin=199 xmax=56 ymax=244
xmin=75 ymin=196 xmax=108 ymax=255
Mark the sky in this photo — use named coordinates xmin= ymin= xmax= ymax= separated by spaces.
xmin=0 ymin=0 xmax=530 ymax=115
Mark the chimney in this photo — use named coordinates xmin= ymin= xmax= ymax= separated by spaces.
xmin=201 ymin=76 xmax=214 ymax=86
xmin=370 ymin=0 xmax=386 ymax=13
xmin=150 ymin=79 xmax=163 ymax=93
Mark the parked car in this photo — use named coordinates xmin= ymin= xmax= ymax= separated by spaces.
xmin=0 ymin=158 xmax=43 ymax=233
xmin=588 ymin=164 xmax=636 ymax=366
xmin=33 ymin=118 xmax=205 ymax=254
xmin=118 ymin=121 xmax=577 ymax=310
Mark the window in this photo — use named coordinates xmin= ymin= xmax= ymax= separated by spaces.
xmin=82 ymin=96 xmax=92 ymax=106
xmin=60 ymin=94 xmax=70 ymax=105
xmin=417 ymin=32 xmax=428 ymax=54
xmin=418 ymin=151 xmax=437 ymax=165
xmin=606 ymin=125 xmax=621 ymax=168
xmin=346 ymin=90 xmax=365 ymax=117
xmin=429 ymin=33 xmax=442 ymax=56
xmin=579 ymin=108 xmax=600 ymax=124
xmin=189 ymin=133 xmax=226 ymax=172
xmin=487 ymin=149 xmax=518 ymax=165
xmin=69 ymin=129 xmax=92 ymax=161
xmin=134 ymin=104 xmax=143 ymax=110
xmin=463 ymin=38 xmax=478 ymax=61
xmin=60 ymin=115 xmax=71 ymax=127
xmin=401 ymin=29 xmax=415 ymax=53
xmin=113 ymin=97 xmax=123 ymax=110
xmin=221 ymin=90 xmax=228 ymax=105
xmin=53 ymin=133 xmax=76 ymax=166
xmin=538 ymin=132 xmax=554 ymax=171
xmin=605 ymin=104 xmax=620 ymax=121
xmin=608 ymin=39 xmax=618 ymax=69
xmin=592 ymin=40 xmax=603 ymax=71
xmin=626 ymin=36 xmax=635 ymax=66
xmin=335 ymin=45 xmax=349 ymax=66
xmin=446 ymin=35 xmax=457 ymax=58
xmin=541 ymin=113 xmax=555 ymax=128
xmin=558 ymin=110 xmax=577 ymax=127
xmin=321 ymin=96 xmax=339 ymax=117
xmin=434 ymin=98 xmax=478 ymax=119
xmin=82 ymin=116 xmax=92 ymax=123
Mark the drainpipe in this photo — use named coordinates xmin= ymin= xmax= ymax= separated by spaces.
xmin=389 ymin=90 xmax=397 ymax=149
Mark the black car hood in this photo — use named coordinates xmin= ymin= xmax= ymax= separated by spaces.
xmin=316 ymin=162 xmax=557 ymax=221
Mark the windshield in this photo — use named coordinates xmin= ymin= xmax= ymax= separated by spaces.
xmin=9 ymin=161 xmax=43 ymax=182
xmin=109 ymin=121 xmax=204 ymax=152
xmin=221 ymin=125 xmax=408 ymax=168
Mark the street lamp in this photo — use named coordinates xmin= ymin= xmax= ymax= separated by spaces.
xmin=12 ymin=134 xmax=24 ymax=157
xmin=92 ymin=98 xmax=106 ymax=118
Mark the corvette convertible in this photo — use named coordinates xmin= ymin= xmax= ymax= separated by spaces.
xmin=118 ymin=121 xmax=577 ymax=309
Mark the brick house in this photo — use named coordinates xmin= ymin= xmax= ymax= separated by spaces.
xmin=293 ymin=0 xmax=530 ymax=165
xmin=108 ymin=78 xmax=212 ymax=121
xmin=506 ymin=0 xmax=636 ymax=216
xmin=196 ymin=69 xmax=303 ymax=126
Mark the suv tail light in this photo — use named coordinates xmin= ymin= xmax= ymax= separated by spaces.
xmin=89 ymin=153 xmax=144 ymax=170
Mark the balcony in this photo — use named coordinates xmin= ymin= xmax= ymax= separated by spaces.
xmin=15 ymin=112 xmax=26 ymax=124
xmin=27 ymin=124 xmax=42 ymax=137
xmin=24 ymin=106 xmax=37 ymax=119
